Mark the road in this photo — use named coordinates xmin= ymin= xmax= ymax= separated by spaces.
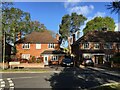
xmin=0 ymin=66 xmax=120 ymax=90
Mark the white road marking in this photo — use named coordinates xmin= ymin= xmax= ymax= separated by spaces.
xmin=9 ymin=83 xmax=14 ymax=87
xmin=7 ymin=78 xmax=11 ymax=81
xmin=0 ymin=88 xmax=4 ymax=90
xmin=0 ymin=84 xmax=5 ymax=88
xmin=0 ymin=80 xmax=5 ymax=88
xmin=9 ymin=87 xmax=14 ymax=90
xmin=0 ymin=79 xmax=3 ymax=81
xmin=0 ymin=81 xmax=5 ymax=84
xmin=8 ymin=80 xmax=13 ymax=83
xmin=7 ymin=78 xmax=15 ymax=90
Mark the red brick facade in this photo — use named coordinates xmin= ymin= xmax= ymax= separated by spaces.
xmin=16 ymin=44 xmax=60 ymax=58
xmin=15 ymin=31 xmax=65 ymax=65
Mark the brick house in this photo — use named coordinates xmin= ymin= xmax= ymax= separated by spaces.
xmin=72 ymin=31 xmax=120 ymax=65
xmin=15 ymin=30 xmax=65 ymax=65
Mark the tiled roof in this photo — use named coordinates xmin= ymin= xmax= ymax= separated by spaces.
xmin=15 ymin=30 xmax=58 ymax=44
xmin=41 ymin=50 xmax=66 ymax=55
xmin=74 ymin=31 xmax=120 ymax=45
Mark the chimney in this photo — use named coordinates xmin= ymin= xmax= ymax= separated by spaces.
xmin=56 ymin=33 xmax=59 ymax=41
xmin=17 ymin=32 xmax=21 ymax=40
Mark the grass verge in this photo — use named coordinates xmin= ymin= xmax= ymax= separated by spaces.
xmin=0 ymin=68 xmax=51 ymax=73
xmin=89 ymin=82 xmax=120 ymax=90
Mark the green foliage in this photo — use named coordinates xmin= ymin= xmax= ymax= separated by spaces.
xmin=71 ymin=13 xmax=87 ymax=33
xmin=59 ymin=13 xmax=87 ymax=40
xmin=28 ymin=56 xmax=36 ymax=63
xmin=59 ymin=14 xmax=71 ymax=40
xmin=110 ymin=53 xmax=120 ymax=64
xmin=107 ymin=1 xmax=120 ymax=14
xmin=28 ymin=21 xmax=47 ymax=34
xmin=90 ymin=83 xmax=120 ymax=90
xmin=83 ymin=17 xmax=116 ymax=34
xmin=2 ymin=3 xmax=47 ymax=54
xmin=59 ymin=13 xmax=87 ymax=47
xmin=2 ymin=7 xmax=31 ymax=44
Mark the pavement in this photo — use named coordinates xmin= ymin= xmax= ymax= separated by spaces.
xmin=80 ymin=65 xmax=120 ymax=78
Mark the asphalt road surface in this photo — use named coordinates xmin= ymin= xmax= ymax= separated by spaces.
xmin=0 ymin=66 xmax=120 ymax=90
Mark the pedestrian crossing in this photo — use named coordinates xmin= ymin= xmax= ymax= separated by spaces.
xmin=0 ymin=78 xmax=14 ymax=90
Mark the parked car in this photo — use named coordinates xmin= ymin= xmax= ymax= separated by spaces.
xmin=61 ymin=58 xmax=74 ymax=67
xmin=82 ymin=59 xmax=94 ymax=67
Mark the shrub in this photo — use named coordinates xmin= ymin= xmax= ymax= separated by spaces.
xmin=110 ymin=53 xmax=120 ymax=64
xmin=28 ymin=56 xmax=36 ymax=63
xmin=110 ymin=57 xmax=120 ymax=64
xmin=19 ymin=59 xmax=28 ymax=63
xmin=36 ymin=57 xmax=43 ymax=63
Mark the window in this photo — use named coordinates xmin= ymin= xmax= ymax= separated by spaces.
xmin=83 ymin=43 xmax=89 ymax=49
xmin=22 ymin=44 xmax=30 ymax=49
xmin=21 ymin=54 xmax=30 ymax=60
xmin=36 ymin=44 xmax=41 ymax=49
xmin=105 ymin=54 xmax=113 ymax=61
xmin=104 ymin=43 xmax=113 ymax=49
xmin=48 ymin=43 xmax=55 ymax=48
xmin=51 ymin=56 xmax=58 ymax=61
xmin=94 ymin=43 xmax=100 ymax=49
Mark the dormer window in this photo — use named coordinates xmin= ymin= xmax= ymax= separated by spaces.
xmin=22 ymin=44 xmax=30 ymax=49
xmin=83 ymin=43 xmax=89 ymax=49
xmin=48 ymin=43 xmax=55 ymax=48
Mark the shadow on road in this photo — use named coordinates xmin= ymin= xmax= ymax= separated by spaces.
xmin=45 ymin=67 xmax=99 ymax=89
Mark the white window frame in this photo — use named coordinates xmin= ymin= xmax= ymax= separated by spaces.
xmin=51 ymin=56 xmax=58 ymax=61
xmin=48 ymin=43 xmax=55 ymax=48
xmin=21 ymin=54 xmax=30 ymax=60
xmin=36 ymin=44 xmax=41 ymax=49
xmin=83 ymin=43 xmax=89 ymax=49
xmin=22 ymin=44 xmax=30 ymax=49
xmin=94 ymin=43 xmax=100 ymax=49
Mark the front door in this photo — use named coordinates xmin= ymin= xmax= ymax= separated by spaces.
xmin=44 ymin=55 xmax=49 ymax=65
xmin=95 ymin=55 xmax=103 ymax=64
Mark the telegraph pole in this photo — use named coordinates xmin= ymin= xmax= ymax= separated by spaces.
xmin=2 ymin=31 xmax=5 ymax=70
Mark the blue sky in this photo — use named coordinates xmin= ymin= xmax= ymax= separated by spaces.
xmin=13 ymin=2 xmax=119 ymax=34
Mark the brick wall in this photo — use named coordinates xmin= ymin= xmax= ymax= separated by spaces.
xmin=16 ymin=43 xmax=60 ymax=59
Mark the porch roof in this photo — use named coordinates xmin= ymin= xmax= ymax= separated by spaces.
xmin=41 ymin=50 xmax=66 ymax=55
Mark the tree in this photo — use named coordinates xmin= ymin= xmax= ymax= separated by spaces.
xmin=2 ymin=3 xmax=47 ymax=54
xmin=28 ymin=21 xmax=47 ymax=34
xmin=59 ymin=13 xmax=87 ymax=54
xmin=107 ymin=0 xmax=120 ymax=14
xmin=83 ymin=17 xmax=116 ymax=34
xmin=2 ymin=6 xmax=31 ymax=53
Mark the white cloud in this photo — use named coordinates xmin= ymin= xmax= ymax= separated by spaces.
xmin=94 ymin=12 xmax=106 ymax=17
xmin=115 ymin=22 xmax=120 ymax=31
xmin=68 ymin=5 xmax=94 ymax=16
xmin=64 ymin=0 xmax=81 ymax=8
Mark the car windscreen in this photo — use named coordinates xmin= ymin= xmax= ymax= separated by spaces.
xmin=85 ymin=60 xmax=93 ymax=63
xmin=63 ymin=58 xmax=72 ymax=63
